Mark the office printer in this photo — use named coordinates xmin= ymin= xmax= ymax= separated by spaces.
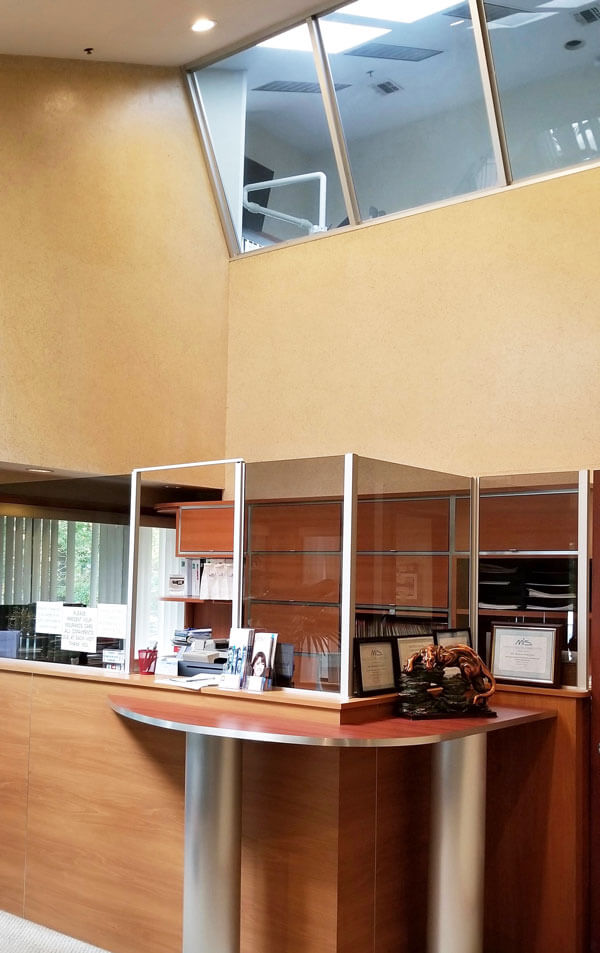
xmin=177 ymin=635 xmax=228 ymax=677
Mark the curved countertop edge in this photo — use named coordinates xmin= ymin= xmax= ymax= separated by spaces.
xmin=109 ymin=695 xmax=556 ymax=749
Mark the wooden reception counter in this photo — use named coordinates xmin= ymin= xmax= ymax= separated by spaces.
xmin=0 ymin=660 xmax=590 ymax=953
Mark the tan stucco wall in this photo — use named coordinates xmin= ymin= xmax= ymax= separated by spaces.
xmin=0 ymin=55 xmax=229 ymax=475
xmin=226 ymin=165 xmax=600 ymax=476
xmin=2 ymin=51 xmax=600 ymax=481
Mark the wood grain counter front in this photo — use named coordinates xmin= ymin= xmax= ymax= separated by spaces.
xmin=0 ymin=665 xmax=589 ymax=953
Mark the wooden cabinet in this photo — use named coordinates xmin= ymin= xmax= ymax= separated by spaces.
xmin=156 ymin=500 xmax=234 ymax=556
xmin=476 ymin=487 xmax=581 ymax=684
xmin=246 ymin=500 xmax=342 ymax=692
xmin=155 ymin=500 xmax=234 ymax=640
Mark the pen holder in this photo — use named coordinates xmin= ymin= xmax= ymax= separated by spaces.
xmin=138 ymin=649 xmax=158 ymax=674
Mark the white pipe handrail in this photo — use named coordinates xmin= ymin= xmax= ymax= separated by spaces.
xmin=243 ymin=172 xmax=327 ymax=234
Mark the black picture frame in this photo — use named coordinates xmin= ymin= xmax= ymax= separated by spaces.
xmin=354 ymin=637 xmax=399 ymax=696
xmin=490 ymin=622 xmax=560 ymax=686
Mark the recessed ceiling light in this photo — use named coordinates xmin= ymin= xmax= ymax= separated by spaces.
xmin=191 ymin=17 xmax=216 ymax=33
xmin=26 ymin=467 xmax=55 ymax=474
xmin=260 ymin=21 xmax=390 ymax=53
xmin=340 ymin=0 xmax=458 ymax=24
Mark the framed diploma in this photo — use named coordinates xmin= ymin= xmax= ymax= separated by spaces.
xmin=354 ymin=637 xmax=399 ymax=696
xmin=397 ymin=633 xmax=434 ymax=669
xmin=435 ymin=627 xmax=472 ymax=649
xmin=490 ymin=623 xmax=560 ymax=686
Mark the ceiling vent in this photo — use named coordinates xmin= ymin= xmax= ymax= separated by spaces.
xmin=443 ymin=2 xmax=525 ymax=20
xmin=346 ymin=42 xmax=442 ymax=61
xmin=372 ymin=79 xmax=402 ymax=95
xmin=573 ymin=6 xmax=600 ymax=23
xmin=253 ymin=80 xmax=350 ymax=93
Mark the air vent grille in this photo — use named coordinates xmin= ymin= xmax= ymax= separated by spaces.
xmin=346 ymin=42 xmax=441 ymax=61
xmin=373 ymin=80 xmax=402 ymax=95
xmin=444 ymin=2 xmax=525 ymax=20
xmin=253 ymin=80 xmax=350 ymax=93
xmin=574 ymin=5 xmax=600 ymax=23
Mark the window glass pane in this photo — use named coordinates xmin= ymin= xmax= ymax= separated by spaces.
xmin=483 ymin=1 xmax=600 ymax=178
xmin=321 ymin=2 xmax=498 ymax=221
xmin=193 ymin=24 xmax=347 ymax=252
xmin=0 ymin=515 xmax=128 ymax=668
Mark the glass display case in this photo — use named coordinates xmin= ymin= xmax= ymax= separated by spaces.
xmin=243 ymin=454 xmax=472 ymax=696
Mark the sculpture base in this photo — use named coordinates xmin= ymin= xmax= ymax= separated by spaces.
xmin=396 ymin=706 xmax=497 ymax=720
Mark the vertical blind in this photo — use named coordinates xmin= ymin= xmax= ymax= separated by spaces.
xmin=0 ymin=516 xmax=129 ymax=607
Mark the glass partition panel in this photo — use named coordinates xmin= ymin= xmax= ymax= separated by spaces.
xmin=482 ymin=2 xmax=600 ymax=179
xmin=133 ymin=462 xmax=240 ymax=673
xmin=192 ymin=25 xmax=346 ymax=252
xmin=320 ymin=2 xmax=499 ymax=223
xmin=244 ymin=456 xmax=345 ymax=692
xmin=478 ymin=470 xmax=587 ymax=688
xmin=0 ymin=469 xmax=130 ymax=669
xmin=353 ymin=456 xmax=471 ymax=696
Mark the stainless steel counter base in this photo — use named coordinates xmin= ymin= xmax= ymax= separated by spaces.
xmin=184 ymin=735 xmax=242 ymax=953
xmin=428 ymin=734 xmax=487 ymax=953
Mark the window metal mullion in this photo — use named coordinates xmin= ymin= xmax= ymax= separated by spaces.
xmin=308 ymin=17 xmax=361 ymax=228
xmin=183 ymin=68 xmax=242 ymax=258
xmin=468 ymin=0 xmax=512 ymax=187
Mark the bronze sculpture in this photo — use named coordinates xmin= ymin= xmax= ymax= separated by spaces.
xmin=398 ymin=643 xmax=496 ymax=719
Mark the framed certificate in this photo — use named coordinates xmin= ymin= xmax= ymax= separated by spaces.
xmin=490 ymin=623 xmax=560 ymax=686
xmin=396 ymin=633 xmax=434 ymax=669
xmin=354 ymin=637 xmax=399 ymax=696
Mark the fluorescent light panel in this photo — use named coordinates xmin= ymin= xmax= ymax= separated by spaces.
xmin=259 ymin=21 xmax=390 ymax=53
xmin=340 ymin=0 xmax=459 ymax=23
xmin=488 ymin=10 xmax=557 ymax=26
xmin=539 ymin=0 xmax=586 ymax=6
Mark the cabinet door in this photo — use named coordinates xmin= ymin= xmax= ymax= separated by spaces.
xmin=357 ymin=498 xmax=450 ymax=553
xmin=177 ymin=503 xmax=234 ymax=556
xmin=479 ymin=493 xmax=578 ymax=552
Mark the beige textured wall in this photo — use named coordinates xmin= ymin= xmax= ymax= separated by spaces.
xmin=0 ymin=55 xmax=229 ymax=475
xmin=226 ymin=165 xmax=600 ymax=476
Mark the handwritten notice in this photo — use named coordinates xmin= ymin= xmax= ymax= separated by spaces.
xmin=61 ymin=607 xmax=98 ymax=653
xmin=35 ymin=601 xmax=65 ymax=635
xmin=97 ymin=603 xmax=128 ymax=641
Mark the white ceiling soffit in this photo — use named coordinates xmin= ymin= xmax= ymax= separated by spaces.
xmin=0 ymin=0 xmax=333 ymax=67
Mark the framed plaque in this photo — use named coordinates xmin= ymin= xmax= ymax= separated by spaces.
xmin=354 ymin=637 xmax=399 ymax=696
xmin=490 ymin=623 xmax=560 ymax=686
xmin=435 ymin=627 xmax=472 ymax=649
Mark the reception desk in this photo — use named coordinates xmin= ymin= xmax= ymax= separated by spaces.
xmin=110 ymin=693 xmax=553 ymax=953
xmin=0 ymin=662 xmax=589 ymax=953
